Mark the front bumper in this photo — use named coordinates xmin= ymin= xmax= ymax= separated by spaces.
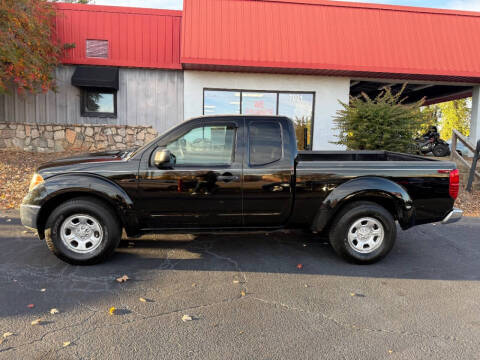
xmin=441 ymin=208 xmax=463 ymax=225
xmin=20 ymin=204 xmax=41 ymax=230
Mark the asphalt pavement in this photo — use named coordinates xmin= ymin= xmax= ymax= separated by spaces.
xmin=0 ymin=209 xmax=479 ymax=360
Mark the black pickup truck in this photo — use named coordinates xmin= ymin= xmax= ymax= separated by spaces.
xmin=21 ymin=115 xmax=462 ymax=265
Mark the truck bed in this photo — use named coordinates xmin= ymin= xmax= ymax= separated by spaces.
xmin=294 ymin=150 xmax=456 ymax=226
xmin=297 ymin=150 xmax=436 ymax=162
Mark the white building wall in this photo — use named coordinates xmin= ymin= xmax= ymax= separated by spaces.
xmin=184 ymin=71 xmax=350 ymax=150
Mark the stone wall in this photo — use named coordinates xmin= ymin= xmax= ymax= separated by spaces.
xmin=0 ymin=123 xmax=158 ymax=153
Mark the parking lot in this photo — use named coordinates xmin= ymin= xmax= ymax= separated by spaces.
xmin=0 ymin=209 xmax=479 ymax=359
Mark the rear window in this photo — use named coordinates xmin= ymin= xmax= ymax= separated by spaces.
xmin=249 ymin=122 xmax=283 ymax=166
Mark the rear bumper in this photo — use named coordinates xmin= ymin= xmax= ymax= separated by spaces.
xmin=441 ymin=208 xmax=463 ymax=225
xmin=20 ymin=204 xmax=40 ymax=230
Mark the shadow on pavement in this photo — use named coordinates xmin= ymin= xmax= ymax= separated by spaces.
xmin=0 ymin=210 xmax=479 ymax=317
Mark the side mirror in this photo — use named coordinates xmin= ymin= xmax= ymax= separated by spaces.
xmin=152 ymin=149 xmax=175 ymax=169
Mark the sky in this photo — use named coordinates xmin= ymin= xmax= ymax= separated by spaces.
xmin=86 ymin=0 xmax=480 ymax=11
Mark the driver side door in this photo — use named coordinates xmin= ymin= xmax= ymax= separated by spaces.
xmin=137 ymin=117 xmax=244 ymax=229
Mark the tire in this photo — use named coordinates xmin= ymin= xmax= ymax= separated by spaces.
xmin=328 ymin=201 xmax=396 ymax=264
xmin=432 ymin=144 xmax=449 ymax=157
xmin=44 ymin=197 xmax=122 ymax=265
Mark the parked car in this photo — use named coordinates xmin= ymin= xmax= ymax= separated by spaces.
xmin=21 ymin=115 xmax=462 ymax=265
xmin=448 ymin=140 xmax=469 ymax=157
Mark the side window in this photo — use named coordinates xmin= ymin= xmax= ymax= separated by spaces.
xmin=166 ymin=124 xmax=236 ymax=166
xmin=81 ymin=88 xmax=117 ymax=118
xmin=249 ymin=122 xmax=283 ymax=166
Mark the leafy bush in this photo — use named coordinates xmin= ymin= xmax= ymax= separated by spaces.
xmin=333 ymin=86 xmax=426 ymax=153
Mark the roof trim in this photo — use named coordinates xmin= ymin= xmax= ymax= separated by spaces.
xmin=182 ymin=58 xmax=480 ymax=83
xmin=183 ymin=62 xmax=480 ymax=84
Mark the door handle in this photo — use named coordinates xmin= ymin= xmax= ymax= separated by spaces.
xmin=217 ymin=172 xmax=239 ymax=183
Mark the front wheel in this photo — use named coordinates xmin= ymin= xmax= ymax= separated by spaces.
xmin=45 ymin=197 xmax=122 ymax=265
xmin=328 ymin=201 xmax=396 ymax=264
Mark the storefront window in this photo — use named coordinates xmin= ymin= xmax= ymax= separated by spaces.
xmin=242 ymin=92 xmax=277 ymax=115
xmin=204 ymin=90 xmax=240 ymax=115
xmin=278 ymin=93 xmax=314 ymax=150
xmin=203 ymin=89 xmax=314 ymax=150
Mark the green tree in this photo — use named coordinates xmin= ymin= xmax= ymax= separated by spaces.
xmin=333 ymin=86 xmax=427 ymax=153
xmin=0 ymin=0 xmax=62 ymax=95
xmin=437 ymin=99 xmax=470 ymax=140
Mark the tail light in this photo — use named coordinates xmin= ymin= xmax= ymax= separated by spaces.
xmin=449 ymin=169 xmax=460 ymax=200
xmin=439 ymin=169 xmax=459 ymax=200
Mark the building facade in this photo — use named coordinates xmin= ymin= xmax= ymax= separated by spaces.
xmin=1 ymin=0 xmax=480 ymax=152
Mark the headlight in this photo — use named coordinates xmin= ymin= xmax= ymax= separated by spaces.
xmin=29 ymin=173 xmax=44 ymax=192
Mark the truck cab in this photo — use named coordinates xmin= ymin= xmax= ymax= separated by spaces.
xmin=136 ymin=115 xmax=296 ymax=229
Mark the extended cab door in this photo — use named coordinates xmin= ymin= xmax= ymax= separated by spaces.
xmin=136 ymin=117 xmax=244 ymax=228
xmin=242 ymin=117 xmax=295 ymax=227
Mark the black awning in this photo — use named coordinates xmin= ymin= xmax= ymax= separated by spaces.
xmin=71 ymin=66 xmax=119 ymax=90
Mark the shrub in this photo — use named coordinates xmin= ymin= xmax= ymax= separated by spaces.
xmin=333 ymin=86 xmax=427 ymax=153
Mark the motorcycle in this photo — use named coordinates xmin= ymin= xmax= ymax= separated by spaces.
xmin=415 ymin=126 xmax=451 ymax=157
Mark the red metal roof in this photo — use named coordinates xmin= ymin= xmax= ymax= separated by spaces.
xmin=56 ymin=3 xmax=182 ymax=70
xmin=181 ymin=0 xmax=480 ymax=83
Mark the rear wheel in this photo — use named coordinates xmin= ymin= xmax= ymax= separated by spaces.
xmin=328 ymin=201 xmax=396 ymax=264
xmin=432 ymin=144 xmax=450 ymax=157
xmin=45 ymin=197 xmax=121 ymax=265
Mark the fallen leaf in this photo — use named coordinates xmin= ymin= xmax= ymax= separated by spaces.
xmin=31 ymin=318 xmax=44 ymax=326
xmin=115 ymin=275 xmax=130 ymax=283
xmin=350 ymin=293 xmax=366 ymax=297
xmin=50 ymin=308 xmax=59 ymax=315
xmin=296 ymin=264 xmax=303 ymax=270
xmin=240 ymin=290 xmax=246 ymax=297
xmin=108 ymin=307 xmax=116 ymax=315
xmin=139 ymin=297 xmax=147 ymax=303
xmin=3 ymin=332 xmax=14 ymax=338
xmin=27 ymin=304 xmax=34 ymax=309
xmin=63 ymin=341 xmax=71 ymax=347
xmin=182 ymin=314 xmax=193 ymax=322
xmin=191 ymin=283 xmax=197 ymax=287
xmin=233 ymin=280 xmax=240 ymax=284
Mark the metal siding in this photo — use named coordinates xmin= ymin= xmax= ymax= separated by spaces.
xmin=56 ymin=3 xmax=182 ymax=70
xmin=181 ymin=0 xmax=480 ymax=82
xmin=0 ymin=67 xmax=184 ymax=133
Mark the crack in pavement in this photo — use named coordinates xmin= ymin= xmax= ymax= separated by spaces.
xmin=0 ymin=305 xmax=99 ymax=355
xmin=250 ymin=296 xmax=474 ymax=346
xmin=56 ymin=295 xmax=245 ymax=353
